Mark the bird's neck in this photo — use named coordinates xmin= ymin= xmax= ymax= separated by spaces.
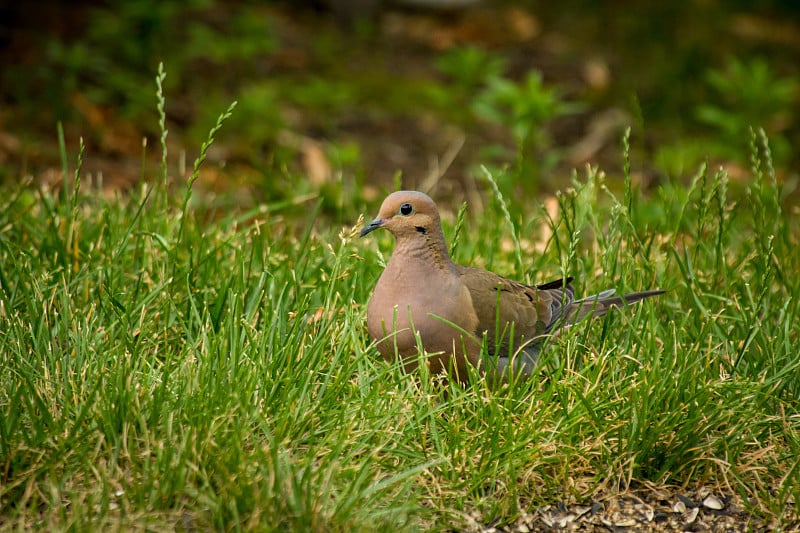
xmin=389 ymin=227 xmax=453 ymax=275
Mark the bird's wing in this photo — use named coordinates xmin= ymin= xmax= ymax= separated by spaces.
xmin=456 ymin=266 xmax=575 ymax=356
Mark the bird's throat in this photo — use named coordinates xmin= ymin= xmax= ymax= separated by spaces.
xmin=391 ymin=231 xmax=452 ymax=276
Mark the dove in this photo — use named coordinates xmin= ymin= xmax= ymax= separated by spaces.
xmin=360 ymin=190 xmax=664 ymax=383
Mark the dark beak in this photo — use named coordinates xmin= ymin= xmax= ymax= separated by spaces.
xmin=360 ymin=218 xmax=385 ymax=237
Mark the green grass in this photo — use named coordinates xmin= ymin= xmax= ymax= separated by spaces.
xmin=1 ymin=99 xmax=799 ymax=531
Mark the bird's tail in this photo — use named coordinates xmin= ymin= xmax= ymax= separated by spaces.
xmin=567 ymin=288 xmax=665 ymax=324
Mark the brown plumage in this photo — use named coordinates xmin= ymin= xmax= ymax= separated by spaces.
xmin=360 ymin=190 xmax=664 ymax=382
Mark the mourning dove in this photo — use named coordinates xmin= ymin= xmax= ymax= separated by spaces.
xmin=360 ymin=190 xmax=664 ymax=383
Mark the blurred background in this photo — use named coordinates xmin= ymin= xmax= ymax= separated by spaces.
xmin=1 ymin=0 xmax=798 ymax=211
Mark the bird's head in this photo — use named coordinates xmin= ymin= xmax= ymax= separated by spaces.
xmin=360 ymin=190 xmax=441 ymax=239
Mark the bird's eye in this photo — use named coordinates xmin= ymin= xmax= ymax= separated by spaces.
xmin=399 ymin=203 xmax=413 ymax=216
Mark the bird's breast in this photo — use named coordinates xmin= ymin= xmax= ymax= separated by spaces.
xmin=366 ymin=270 xmax=478 ymax=359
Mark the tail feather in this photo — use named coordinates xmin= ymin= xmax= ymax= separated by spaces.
xmin=567 ymin=289 xmax=665 ymax=324
xmin=576 ymin=288 xmax=617 ymax=301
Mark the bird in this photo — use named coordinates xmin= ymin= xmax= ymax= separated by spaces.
xmin=360 ymin=190 xmax=664 ymax=383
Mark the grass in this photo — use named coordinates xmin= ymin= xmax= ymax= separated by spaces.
xmin=1 ymin=83 xmax=799 ymax=531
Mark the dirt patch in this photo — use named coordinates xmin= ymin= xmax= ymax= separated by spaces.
xmin=468 ymin=486 xmax=794 ymax=532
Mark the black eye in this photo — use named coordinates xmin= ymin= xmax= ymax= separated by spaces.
xmin=399 ymin=203 xmax=413 ymax=216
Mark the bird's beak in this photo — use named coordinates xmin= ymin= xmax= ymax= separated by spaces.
xmin=360 ymin=218 xmax=385 ymax=237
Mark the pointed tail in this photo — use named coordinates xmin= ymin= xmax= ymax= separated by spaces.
xmin=567 ymin=288 xmax=665 ymax=324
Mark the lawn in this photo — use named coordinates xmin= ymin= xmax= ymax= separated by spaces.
xmin=1 ymin=104 xmax=798 ymax=529
xmin=1 ymin=2 xmax=799 ymax=531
